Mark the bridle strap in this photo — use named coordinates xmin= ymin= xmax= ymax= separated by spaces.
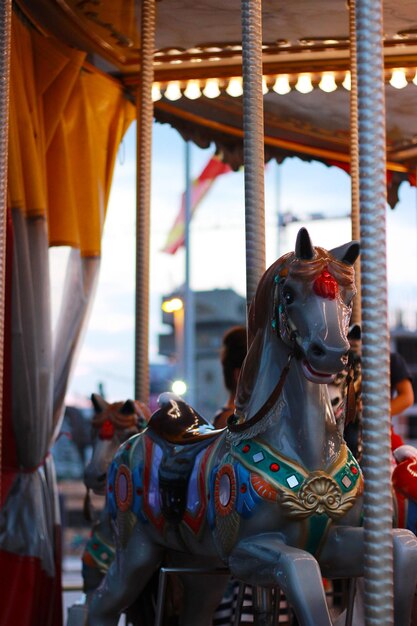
xmin=227 ymin=352 xmax=294 ymax=433
xmin=344 ymin=360 xmax=357 ymax=426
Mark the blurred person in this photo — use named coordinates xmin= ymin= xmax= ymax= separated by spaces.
xmin=337 ymin=325 xmax=414 ymax=460
xmin=213 ymin=325 xmax=247 ymax=429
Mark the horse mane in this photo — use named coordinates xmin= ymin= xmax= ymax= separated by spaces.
xmin=235 ymin=246 xmax=355 ymax=417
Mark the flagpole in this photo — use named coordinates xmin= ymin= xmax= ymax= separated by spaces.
xmin=184 ymin=141 xmax=195 ymax=405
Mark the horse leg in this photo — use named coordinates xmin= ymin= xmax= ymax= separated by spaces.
xmin=87 ymin=527 xmax=164 ymax=626
xmin=320 ymin=526 xmax=417 ymax=625
xmin=228 ymin=533 xmax=333 ymax=626
xmin=178 ymin=573 xmax=230 ymax=626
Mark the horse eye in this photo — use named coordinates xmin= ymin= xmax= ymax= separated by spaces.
xmin=282 ymin=286 xmax=294 ymax=304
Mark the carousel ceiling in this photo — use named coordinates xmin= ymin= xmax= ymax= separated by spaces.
xmin=15 ymin=0 xmax=417 ymax=195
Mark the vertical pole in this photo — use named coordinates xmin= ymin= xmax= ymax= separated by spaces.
xmin=0 ymin=0 xmax=12 ymax=504
xmin=349 ymin=0 xmax=362 ymax=325
xmin=241 ymin=0 xmax=266 ymax=311
xmin=184 ymin=141 xmax=195 ymax=404
xmin=356 ymin=1 xmax=393 ymax=624
xmin=135 ymin=0 xmax=156 ymax=404
xmin=275 ymin=161 xmax=282 ymax=259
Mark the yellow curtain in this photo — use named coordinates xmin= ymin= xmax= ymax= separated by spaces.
xmin=8 ymin=15 xmax=135 ymax=256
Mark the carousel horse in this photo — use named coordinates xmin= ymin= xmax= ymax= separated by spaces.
xmin=82 ymin=394 xmax=150 ymax=594
xmin=88 ymin=228 xmax=417 ymax=626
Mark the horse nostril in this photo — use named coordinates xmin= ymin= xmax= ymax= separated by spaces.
xmin=97 ymin=473 xmax=107 ymax=483
xmin=311 ymin=343 xmax=325 ymax=358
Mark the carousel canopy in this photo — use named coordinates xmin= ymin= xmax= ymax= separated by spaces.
xmin=15 ymin=0 xmax=417 ymax=204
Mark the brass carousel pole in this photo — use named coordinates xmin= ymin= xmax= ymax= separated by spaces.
xmin=0 ymin=0 xmax=12 ymax=504
xmin=135 ymin=0 xmax=156 ymax=404
xmin=355 ymin=0 xmax=394 ymax=623
xmin=349 ymin=0 xmax=361 ymax=326
xmin=241 ymin=0 xmax=266 ymax=310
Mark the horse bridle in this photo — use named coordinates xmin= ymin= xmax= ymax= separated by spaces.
xmin=228 ymin=274 xmax=354 ymax=434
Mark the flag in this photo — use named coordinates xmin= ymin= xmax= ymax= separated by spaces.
xmin=161 ymin=153 xmax=232 ymax=254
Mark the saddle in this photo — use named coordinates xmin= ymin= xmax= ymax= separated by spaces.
xmin=146 ymin=393 xmax=224 ymax=524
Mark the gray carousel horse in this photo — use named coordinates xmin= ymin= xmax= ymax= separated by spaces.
xmin=88 ymin=228 xmax=417 ymax=626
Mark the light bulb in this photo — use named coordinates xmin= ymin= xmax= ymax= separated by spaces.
xmin=272 ymin=75 xmax=291 ymax=95
xmin=184 ymin=80 xmax=201 ymax=100
xmin=226 ymin=77 xmax=243 ymax=97
xmin=342 ymin=72 xmax=351 ymax=91
xmin=295 ymin=74 xmax=313 ymax=94
xmin=390 ymin=68 xmax=407 ymax=89
xmin=319 ymin=72 xmax=337 ymax=93
xmin=151 ymin=83 xmax=162 ymax=102
xmin=164 ymin=82 xmax=182 ymax=101
xmin=203 ymin=79 xmax=221 ymax=99
xmin=262 ymin=77 xmax=269 ymax=94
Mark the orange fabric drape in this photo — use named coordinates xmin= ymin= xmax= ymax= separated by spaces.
xmin=2 ymin=14 xmax=136 ymax=626
xmin=8 ymin=16 xmax=135 ymax=256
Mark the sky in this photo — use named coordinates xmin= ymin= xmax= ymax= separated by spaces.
xmin=50 ymin=120 xmax=417 ymax=404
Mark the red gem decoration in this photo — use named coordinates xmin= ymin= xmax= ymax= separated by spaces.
xmin=136 ymin=487 xmax=143 ymax=495
xmin=270 ymin=463 xmax=280 ymax=472
xmin=214 ymin=464 xmax=237 ymax=517
xmin=115 ymin=465 xmax=133 ymax=512
xmin=350 ymin=465 xmax=358 ymax=475
xmin=99 ymin=419 xmax=115 ymax=440
xmin=313 ymin=268 xmax=339 ymax=300
xmin=242 ymin=444 xmax=250 ymax=453
xmin=126 ymin=443 xmax=131 ymax=450
xmin=108 ymin=484 xmax=113 ymax=492
xmin=240 ymin=484 xmax=247 ymax=493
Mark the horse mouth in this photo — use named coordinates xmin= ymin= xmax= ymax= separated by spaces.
xmin=302 ymin=359 xmax=336 ymax=384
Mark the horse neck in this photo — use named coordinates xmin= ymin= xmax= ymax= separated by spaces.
xmin=246 ymin=333 xmax=342 ymax=471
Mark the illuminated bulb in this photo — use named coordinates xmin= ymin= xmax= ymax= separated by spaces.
xmin=272 ymin=75 xmax=291 ymax=95
xmin=262 ymin=77 xmax=269 ymax=94
xmin=413 ymin=71 xmax=417 ymax=86
xmin=184 ymin=80 xmax=201 ymax=100
xmin=295 ymin=74 xmax=313 ymax=94
xmin=390 ymin=68 xmax=407 ymax=89
xmin=203 ymin=78 xmax=221 ymax=98
xmin=226 ymin=77 xmax=243 ymax=97
xmin=152 ymin=83 xmax=162 ymax=102
xmin=172 ymin=380 xmax=187 ymax=395
xmin=342 ymin=72 xmax=351 ymax=91
xmin=319 ymin=72 xmax=337 ymax=93
xmin=164 ymin=82 xmax=182 ymax=101
xmin=162 ymin=297 xmax=183 ymax=313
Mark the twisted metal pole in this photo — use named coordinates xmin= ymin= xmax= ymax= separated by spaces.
xmin=0 ymin=0 xmax=12 ymax=505
xmin=356 ymin=1 xmax=393 ymax=623
xmin=349 ymin=0 xmax=361 ymax=325
xmin=241 ymin=0 xmax=266 ymax=309
xmin=135 ymin=0 xmax=156 ymax=404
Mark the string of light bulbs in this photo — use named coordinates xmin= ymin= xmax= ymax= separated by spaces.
xmin=151 ymin=68 xmax=417 ymax=102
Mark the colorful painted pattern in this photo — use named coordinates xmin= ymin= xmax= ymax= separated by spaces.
xmin=109 ymin=435 xmax=213 ymax=536
xmin=82 ymin=528 xmax=115 ymax=574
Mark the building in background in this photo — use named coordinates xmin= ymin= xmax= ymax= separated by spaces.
xmin=159 ymin=288 xmax=246 ymax=419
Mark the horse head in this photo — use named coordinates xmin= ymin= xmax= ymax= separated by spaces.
xmin=84 ymin=393 xmax=150 ymax=495
xmin=236 ymin=228 xmax=359 ymax=419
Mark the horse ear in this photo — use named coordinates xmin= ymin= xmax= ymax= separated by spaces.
xmin=330 ymin=241 xmax=360 ymax=265
xmin=120 ymin=399 xmax=136 ymax=415
xmin=91 ymin=393 xmax=108 ymax=413
xmin=348 ymin=323 xmax=361 ymax=341
xmin=295 ymin=227 xmax=314 ymax=260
